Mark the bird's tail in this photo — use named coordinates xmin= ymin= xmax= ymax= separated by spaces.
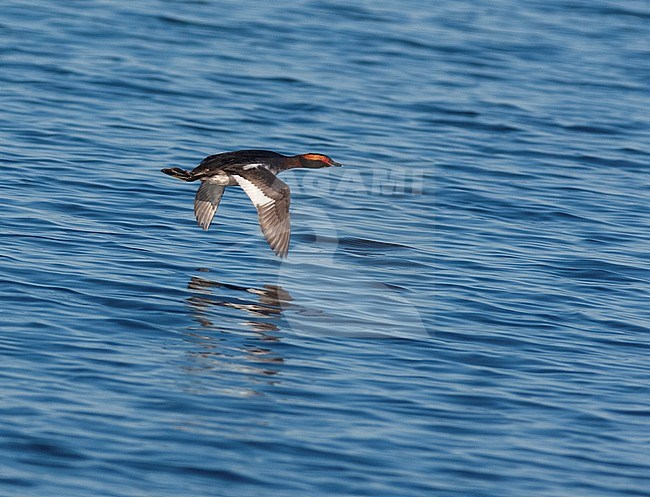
xmin=161 ymin=167 xmax=196 ymax=181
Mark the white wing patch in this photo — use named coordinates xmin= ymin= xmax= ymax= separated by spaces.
xmin=234 ymin=174 xmax=274 ymax=207
xmin=242 ymin=163 xmax=263 ymax=171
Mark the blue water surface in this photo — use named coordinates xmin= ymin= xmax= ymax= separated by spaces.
xmin=1 ymin=1 xmax=649 ymax=496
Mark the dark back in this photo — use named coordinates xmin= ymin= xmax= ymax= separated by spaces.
xmin=192 ymin=150 xmax=287 ymax=175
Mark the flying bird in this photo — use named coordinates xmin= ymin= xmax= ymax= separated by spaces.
xmin=162 ymin=149 xmax=342 ymax=257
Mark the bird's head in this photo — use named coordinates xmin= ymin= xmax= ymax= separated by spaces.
xmin=297 ymin=153 xmax=343 ymax=169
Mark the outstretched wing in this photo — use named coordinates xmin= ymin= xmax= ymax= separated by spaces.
xmin=232 ymin=167 xmax=291 ymax=258
xmin=194 ymin=182 xmax=225 ymax=230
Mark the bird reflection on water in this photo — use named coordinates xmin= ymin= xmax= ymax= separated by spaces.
xmin=187 ymin=275 xmax=293 ymax=333
xmin=180 ymin=271 xmax=293 ymax=388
